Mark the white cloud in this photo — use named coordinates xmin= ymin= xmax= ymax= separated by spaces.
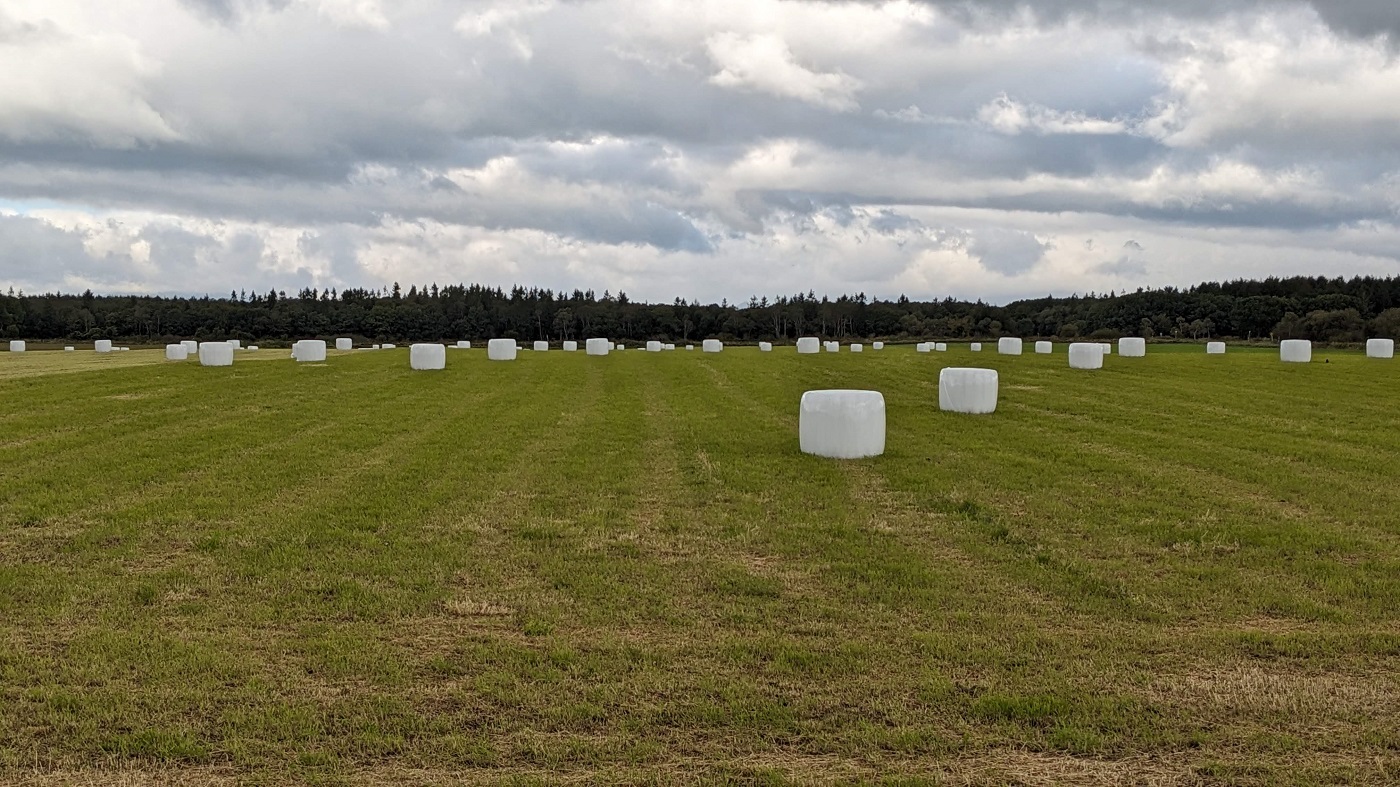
xmin=706 ymin=32 xmax=862 ymax=111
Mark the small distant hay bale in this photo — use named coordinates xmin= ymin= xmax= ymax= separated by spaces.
xmin=970 ymin=343 xmax=982 ymax=352
xmin=1207 ymin=342 xmax=1226 ymax=354
xmin=247 ymin=345 xmax=259 ymax=351
xmin=686 ymin=344 xmax=694 ymax=350
xmin=410 ymin=343 xmax=447 ymax=370
xmin=850 ymin=343 xmax=864 ymax=352
xmin=64 ymin=346 xmax=75 ymax=351
xmin=534 ymin=341 xmax=549 ymax=352
xmin=759 ymin=342 xmax=773 ymax=352
xmin=872 ymin=341 xmax=884 ymax=350
xmin=382 ymin=343 xmax=397 ymax=349
xmin=1099 ymin=342 xmax=1112 ymax=355
xmin=939 ymin=368 xmax=999 ymax=414
xmin=488 ymin=338 xmax=518 ymax=361
xmin=1280 ymin=339 xmax=1311 ymax=363
xmin=563 ymin=341 xmax=578 ymax=351
xmin=1366 ymin=338 xmax=1394 ymax=359
xmin=935 ymin=343 xmax=947 ymax=351
xmin=227 ymin=339 xmax=241 ymax=349
xmin=998 ymin=337 xmax=1022 ymax=355
xmin=1119 ymin=337 xmax=1147 ymax=357
xmin=797 ymin=337 xmax=820 ymax=354
xmin=293 ymin=339 xmax=327 ymax=362
xmin=799 ymin=390 xmax=886 ymax=459
xmin=335 ymin=338 xmax=352 ymax=351
xmin=825 ymin=341 xmax=839 ymax=353
xmin=665 ymin=343 xmax=675 ymax=350
xmin=586 ymin=338 xmax=610 ymax=356
xmin=456 ymin=340 xmax=471 ymax=349
xmin=9 ymin=340 xmax=26 ymax=352
xmin=95 ymin=340 xmax=113 ymax=353
xmin=916 ymin=343 xmax=931 ymax=352
xmin=199 ymin=341 xmax=234 ymax=367
xmin=165 ymin=344 xmax=188 ymax=361
xmin=372 ymin=344 xmax=381 ymax=350
xmin=647 ymin=340 xmax=662 ymax=352
xmin=702 ymin=339 xmax=723 ymax=352
xmin=1035 ymin=341 xmax=1052 ymax=354
xmin=180 ymin=340 xmax=197 ymax=356
xmin=1069 ymin=342 xmax=1104 ymax=369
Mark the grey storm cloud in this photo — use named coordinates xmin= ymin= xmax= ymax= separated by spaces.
xmin=968 ymin=229 xmax=1049 ymax=276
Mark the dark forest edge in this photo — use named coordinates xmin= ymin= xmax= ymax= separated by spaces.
xmin=3 ymin=275 xmax=1400 ymax=345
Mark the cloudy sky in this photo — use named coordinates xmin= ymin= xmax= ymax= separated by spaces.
xmin=1 ymin=0 xmax=1399 ymax=304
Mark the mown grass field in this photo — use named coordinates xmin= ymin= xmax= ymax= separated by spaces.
xmin=1 ymin=343 xmax=1397 ymax=785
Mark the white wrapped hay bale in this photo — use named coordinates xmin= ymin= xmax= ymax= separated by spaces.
xmin=1280 ymin=339 xmax=1312 ymax=363
xmin=796 ymin=337 xmax=820 ymax=354
xmin=686 ymin=344 xmax=694 ymax=350
xmin=372 ymin=344 xmax=381 ymax=350
xmin=851 ymin=344 xmax=864 ymax=352
xmin=199 ymin=341 xmax=234 ymax=366
xmin=165 ymin=344 xmax=188 ymax=361
xmin=916 ymin=343 xmax=931 ymax=353
xmin=1119 ymin=337 xmax=1147 ymax=357
xmin=94 ymin=339 xmax=113 ymax=353
xmin=647 ymin=341 xmax=662 ymax=352
xmin=9 ymin=340 xmax=25 ymax=352
xmin=119 ymin=347 xmax=129 ymax=352
xmin=759 ymin=342 xmax=772 ymax=352
xmin=64 ymin=346 xmax=74 ymax=352
xmin=665 ymin=344 xmax=675 ymax=350
xmin=935 ymin=343 xmax=947 ymax=352
xmin=456 ymin=340 xmax=471 ymax=349
xmin=586 ymin=338 xmax=610 ymax=356
xmin=702 ymin=339 xmax=723 ymax=353
xmin=1099 ymin=342 xmax=1112 ymax=355
xmin=180 ymin=340 xmax=197 ymax=356
xmin=825 ymin=341 xmax=839 ymax=353
xmin=382 ymin=343 xmax=397 ymax=349
xmin=799 ymin=390 xmax=886 ymax=459
xmin=873 ymin=342 xmax=884 ymax=350
xmin=998 ymin=338 xmax=1023 ymax=355
xmin=939 ymin=368 xmax=999 ymax=414
xmin=228 ymin=339 xmax=241 ymax=349
xmin=488 ymin=338 xmax=518 ymax=361
xmin=534 ymin=341 xmax=549 ymax=352
xmin=1069 ymin=342 xmax=1104 ymax=369
xmin=247 ymin=345 xmax=258 ymax=351
xmin=1207 ymin=342 xmax=1226 ymax=355
xmin=563 ymin=341 xmax=577 ymax=352
xmin=616 ymin=345 xmax=625 ymax=351
xmin=410 ymin=343 xmax=447 ymax=370
xmin=970 ymin=343 xmax=982 ymax=352
xmin=294 ymin=339 xmax=327 ymax=362
xmin=1035 ymin=341 xmax=1052 ymax=354
xmin=1366 ymin=338 xmax=1393 ymax=359
xmin=610 ymin=342 xmax=618 ymax=350
xmin=335 ymin=338 xmax=352 ymax=351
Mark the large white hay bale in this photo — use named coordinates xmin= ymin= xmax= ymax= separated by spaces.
xmin=410 ymin=343 xmax=447 ymax=370
xmin=970 ymin=343 xmax=982 ymax=352
xmin=916 ymin=343 xmax=931 ymax=353
xmin=64 ymin=346 xmax=74 ymax=352
xmin=382 ymin=343 xmax=397 ymax=349
xmin=998 ymin=337 xmax=1023 ymax=355
xmin=534 ymin=341 xmax=549 ymax=352
xmin=665 ymin=343 xmax=675 ymax=350
xmin=586 ymin=338 xmax=610 ymax=356
xmin=759 ymin=342 xmax=773 ymax=352
xmin=456 ymin=340 xmax=471 ymax=349
xmin=796 ymin=337 xmax=820 ymax=354
xmin=1206 ymin=342 xmax=1226 ymax=355
xmin=825 ymin=341 xmax=839 ymax=353
xmin=935 ymin=343 xmax=947 ymax=352
xmin=873 ymin=342 xmax=884 ymax=350
xmin=1280 ymin=339 xmax=1312 ymax=363
xmin=1035 ymin=341 xmax=1052 ymax=354
xmin=9 ymin=340 xmax=25 ymax=352
xmin=563 ymin=341 xmax=577 ymax=352
xmin=199 ymin=341 xmax=234 ymax=366
xmin=372 ymin=344 xmax=381 ymax=350
xmin=335 ymin=338 xmax=352 ymax=351
xmin=851 ymin=344 xmax=864 ymax=352
xmin=294 ymin=339 xmax=327 ymax=362
xmin=1366 ymin=338 xmax=1394 ymax=359
xmin=702 ymin=339 xmax=722 ymax=353
xmin=616 ymin=345 xmax=625 ymax=351
xmin=1099 ymin=342 xmax=1112 ymax=355
xmin=686 ymin=344 xmax=694 ymax=350
xmin=1069 ymin=342 xmax=1104 ymax=369
xmin=488 ymin=338 xmax=518 ymax=360
xmin=165 ymin=344 xmax=188 ymax=361
xmin=95 ymin=339 xmax=113 ymax=353
xmin=799 ymin=390 xmax=886 ymax=459
xmin=939 ymin=368 xmax=999 ymax=414
xmin=180 ymin=340 xmax=197 ymax=356
xmin=1119 ymin=337 xmax=1147 ymax=357
xmin=647 ymin=340 xmax=662 ymax=352
xmin=227 ymin=339 xmax=241 ymax=349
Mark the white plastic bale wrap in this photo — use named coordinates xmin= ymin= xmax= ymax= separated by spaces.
xmin=799 ymin=390 xmax=886 ymax=459
xmin=935 ymin=343 xmax=947 ymax=352
xmin=1068 ymin=342 xmax=1104 ymax=369
xmin=1035 ymin=341 xmax=1052 ymax=354
xmin=873 ymin=342 xmax=884 ymax=350
xmin=382 ymin=343 xmax=397 ymax=349
xmin=456 ymin=340 xmax=471 ymax=349
xmin=199 ymin=341 xmax=234 ymax=366
xmin=665 ymin=344 xmax=675 ymax=350
xmin=1119 ymin=337 xmax=1147 ymax=357
xmin=998 ymin=337 xmax=1023 ymax=355
xmin=1366 ymin=338 xmax=1394 ymax=358
xmin=180 ymin=340 xmax=197 ymax=356
xmin=92 ymin=339 xmax=111 ymax=353
xmin=759 ymin=342 xmax=773 ymax=352
xmin=825 ymin=341 xmax=839 ymax=353
xmin=686 ymin=345 xmax=694 ymax=350
xmin=9 ymin=340 xmax=25 ymax=352
xmin=647 ymin=341 xmax=662 ymax=352
xmin=248 ymin=346 xmax=259 ymax=351
xmin=563 ymin=341 xmax=578 ymax=351
xmin=1206 ymin=342 xmax=1226 ymax=355
xmin=410 ymin=343 xmax=447 ymax=370
xmin=372 ymin=344 xmax=381 ymax=350
xmin=586 ymin=338 xmax=610 ymax=356
xmin=533 ymin=341 xmax=549 ymax=352
xmin=851 ymin=344 xmax=864 ymax=352
xmin=1280 ymin=339 xmax=1312 ymax=363
xmin=1099 ymin=343 xmax=1112 ymax=355
xmin=939 ymin=368 xmax=999 ymax=414
xmin=335 ymin=338 xmax=352 ymax=351
xmin=64 ymin=346 xmax=74 ymax=351
xmin=227 ymin=339 xmax=241 ymax=349
xmin=703 ymin=339 xmax=723 ymax=353
xmin=488 ymin=338 xmax=518 ymax=360
xmin=165 ymin=344 xmax=188 ymax=361
xmin=295 ymin=339 xmax=328 ymax=362
xmin=796 ymin=337 xmax=820 ymax=354
xmin=970 ymin=343 xmax=982 ymax=352
xmin=916 ymin=343 xmax=931 ymax=353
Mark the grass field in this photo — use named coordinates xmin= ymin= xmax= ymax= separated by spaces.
xmin=1 ymin=344 xmax=1397 ymax=785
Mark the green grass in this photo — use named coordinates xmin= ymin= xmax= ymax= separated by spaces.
xmin=1 ymin=344 xmax=1397 ymax=784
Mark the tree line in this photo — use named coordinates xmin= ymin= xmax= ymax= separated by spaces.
xmin=2 ymin=276 xmax=1399 ymax=345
